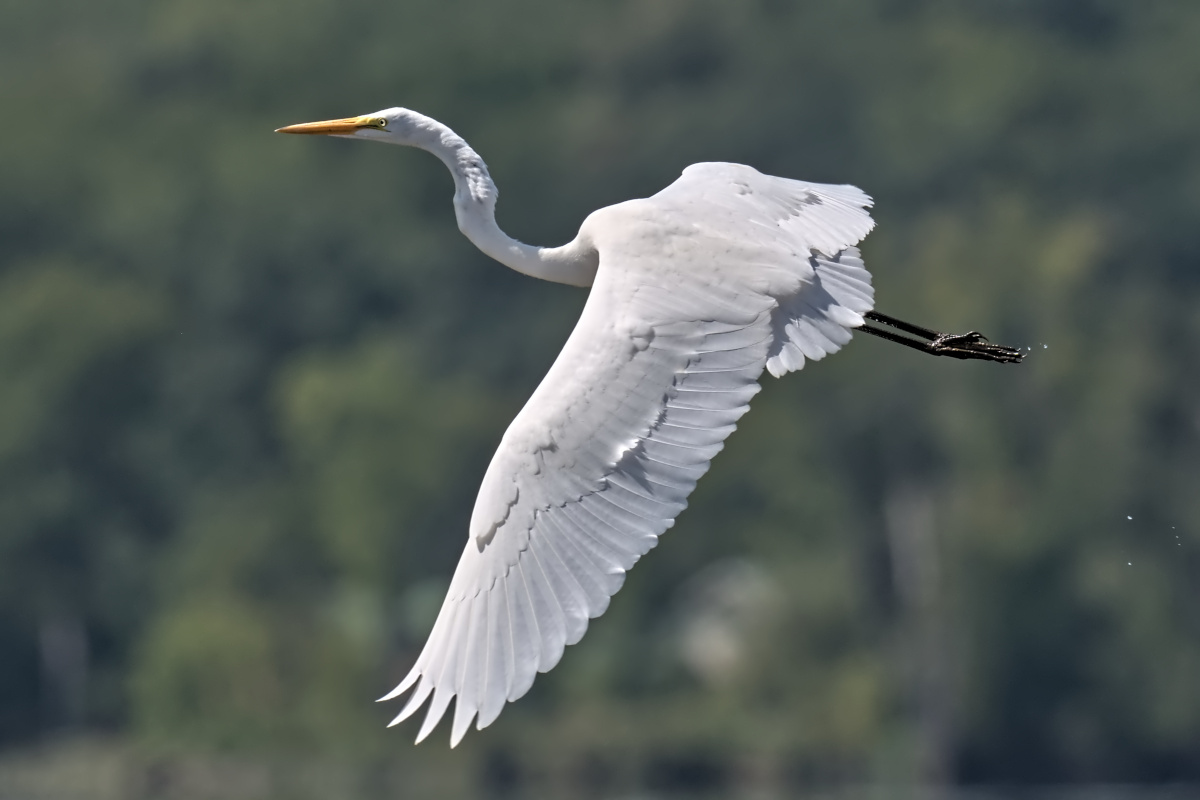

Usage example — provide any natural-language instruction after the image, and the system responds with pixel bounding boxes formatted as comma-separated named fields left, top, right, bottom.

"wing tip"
left=378, top=668, right=421, bottom=702
left=385, top=674, right=434, bottom=728
left=415, top=686, right=454, bottom=744
left=449, top=699, right=478, bottom=748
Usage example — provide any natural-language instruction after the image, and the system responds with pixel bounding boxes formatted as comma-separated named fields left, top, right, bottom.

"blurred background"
left=2, top=0, right=1199, bottom=797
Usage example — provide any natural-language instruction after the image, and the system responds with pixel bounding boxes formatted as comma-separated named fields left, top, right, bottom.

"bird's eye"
left=373, top=118, right=388, bottom=129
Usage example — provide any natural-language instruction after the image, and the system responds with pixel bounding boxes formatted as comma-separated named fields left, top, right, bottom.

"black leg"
left=863, top=311, right=943, bottom=340
left=860, top=311, right=1025, bottom=364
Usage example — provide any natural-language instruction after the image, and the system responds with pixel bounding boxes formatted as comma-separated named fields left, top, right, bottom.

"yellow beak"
left=275, top=115, right=382, bottom=135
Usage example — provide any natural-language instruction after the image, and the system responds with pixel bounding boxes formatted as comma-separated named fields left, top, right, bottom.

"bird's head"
left=275, top=107, right=434, bottom=146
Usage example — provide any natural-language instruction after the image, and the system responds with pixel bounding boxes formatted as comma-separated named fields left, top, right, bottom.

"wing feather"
left=502, top=568, right=539, bottom=702
left=449, top=592, right=487, bottom=745
left=383, top=162, right=875, bottom=743
left=476, top=586, right=508, bottom=728
left=539, top=513, right=613, bottom=610
left=580, top=493, right=660, bottom=539
left=558, top=504, right=639, bottom=566
left=523, top=543, right=569, bottom=667
left=416, top=630, right=461, bottom=742
left=529, top=535, right=589, bottom=645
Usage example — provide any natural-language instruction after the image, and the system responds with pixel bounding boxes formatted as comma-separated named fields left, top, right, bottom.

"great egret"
left=277, top=108, right=1023, bottom=747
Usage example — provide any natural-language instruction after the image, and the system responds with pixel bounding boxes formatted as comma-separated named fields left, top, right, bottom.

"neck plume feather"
left=403, top=114, right=598, bottom=287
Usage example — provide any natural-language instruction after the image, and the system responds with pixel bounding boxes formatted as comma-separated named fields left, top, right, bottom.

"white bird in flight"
left=277, top=108, right=1022, bottom=747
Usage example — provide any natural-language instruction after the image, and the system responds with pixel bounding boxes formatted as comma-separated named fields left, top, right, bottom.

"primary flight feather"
left=276, top=107, right=1022, bottom=747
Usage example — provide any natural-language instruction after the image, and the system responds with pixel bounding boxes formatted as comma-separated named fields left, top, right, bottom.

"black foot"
left=861, top=312, right=1025, bottom=364
left=927, top=330, right=1025, bottom=362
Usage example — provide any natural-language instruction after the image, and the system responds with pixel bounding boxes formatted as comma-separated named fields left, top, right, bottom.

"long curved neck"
left=406, top=116, right=597, bottom=287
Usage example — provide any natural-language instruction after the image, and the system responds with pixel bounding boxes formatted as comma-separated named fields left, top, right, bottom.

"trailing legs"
left=858, top=311, right=1024, bottom=363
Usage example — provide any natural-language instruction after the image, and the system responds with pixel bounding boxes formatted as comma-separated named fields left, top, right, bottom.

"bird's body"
left=277, top=107, right=1021, bottom=747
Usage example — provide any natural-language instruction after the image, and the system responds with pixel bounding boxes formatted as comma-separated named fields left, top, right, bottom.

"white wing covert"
left=382, top=163, right=876, bottom=745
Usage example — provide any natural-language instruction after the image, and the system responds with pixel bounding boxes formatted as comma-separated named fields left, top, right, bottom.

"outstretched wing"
left=382, top=163, right=875, bottom=745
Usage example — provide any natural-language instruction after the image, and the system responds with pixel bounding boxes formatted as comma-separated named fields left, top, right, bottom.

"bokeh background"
left=2, top=0, right=1199, bottom=797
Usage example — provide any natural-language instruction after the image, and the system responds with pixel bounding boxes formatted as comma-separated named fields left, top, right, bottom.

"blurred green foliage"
left=2, top=0, right=1200, bottom=791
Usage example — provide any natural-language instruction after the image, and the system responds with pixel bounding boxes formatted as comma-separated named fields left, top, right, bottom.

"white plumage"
left=277, top=109, right=876, bottom=746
